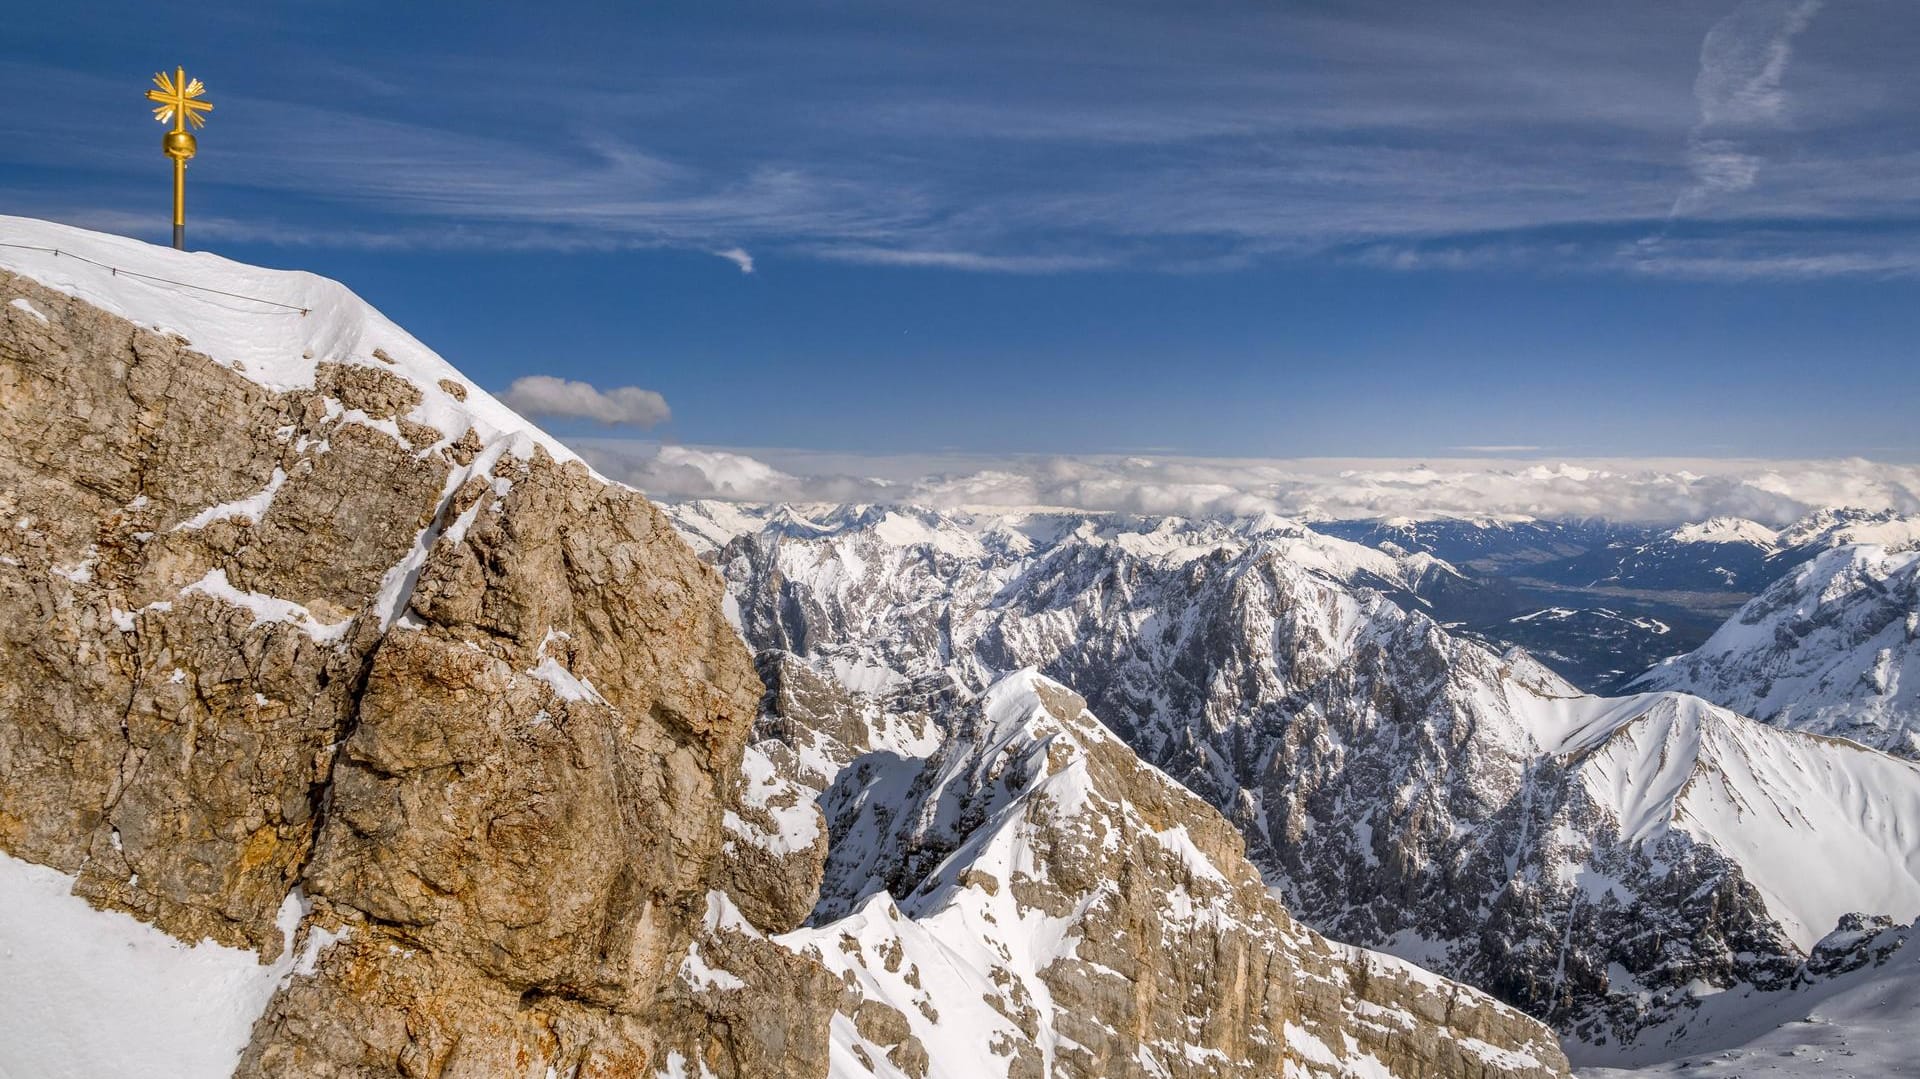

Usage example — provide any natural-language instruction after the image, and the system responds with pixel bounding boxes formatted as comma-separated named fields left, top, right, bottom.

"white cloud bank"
left=579, top=441, right=1920, bottom=526
left=501, top=376, right=671, bottom=427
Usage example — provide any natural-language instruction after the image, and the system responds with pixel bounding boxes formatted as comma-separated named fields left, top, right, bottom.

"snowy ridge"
left=781, top=672, right=1109, bottom=1079
left=768, top=668, right=1565, bottom=1078
left=0, top=215, right=580, bottom=470
left=1634, top=543, right=1920, bottom=757
left=1666, top=517, right=1778, bottom=548
left=1521, top=692, right=1920, bottom=950
left=1774, top=507, right=1920, bottom=555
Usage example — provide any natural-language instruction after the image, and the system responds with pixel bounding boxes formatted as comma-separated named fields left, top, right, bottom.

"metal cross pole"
left=145, top=66, right=213, bottom=251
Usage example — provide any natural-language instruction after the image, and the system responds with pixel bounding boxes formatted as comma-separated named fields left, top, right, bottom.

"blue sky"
left=5, top=0, right=1919, bottom=461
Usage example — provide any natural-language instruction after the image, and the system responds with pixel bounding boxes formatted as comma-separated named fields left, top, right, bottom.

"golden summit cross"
left=145, top=66, right=213, bottom=250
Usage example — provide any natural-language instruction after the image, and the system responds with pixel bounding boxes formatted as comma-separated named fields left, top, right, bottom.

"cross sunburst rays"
left=146, top=68, right=212, bottom=130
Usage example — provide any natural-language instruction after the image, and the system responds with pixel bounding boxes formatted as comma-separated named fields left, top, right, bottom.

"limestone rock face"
left=0, top=269, right=422, bottom=954
left=0, top=263, right=822, bottom=1077
left=764, top=664, right=1571, bottom=1078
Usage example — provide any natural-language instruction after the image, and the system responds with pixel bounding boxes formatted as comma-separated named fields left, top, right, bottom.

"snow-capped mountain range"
left=1311, top=508, right=1920, bottom=694
left=668, top=500, right=1920, bottom=1067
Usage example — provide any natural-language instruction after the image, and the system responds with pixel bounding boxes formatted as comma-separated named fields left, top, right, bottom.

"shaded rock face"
left=0, top=269, right=824, bottom=1076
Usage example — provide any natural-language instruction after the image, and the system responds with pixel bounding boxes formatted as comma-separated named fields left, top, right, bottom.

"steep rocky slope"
left=675, top=501, right=1920, bottom=1061
left=0, top=219, right=1571, bottom=1079
left=1634, top=543, right=1920, bottom=758
left=0, top=220, right=815, bottom=1077
left=750, top=662, right=1570, bottom=1077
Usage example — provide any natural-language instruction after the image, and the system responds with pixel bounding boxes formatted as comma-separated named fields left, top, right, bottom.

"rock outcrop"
left=0, top=231, right=817, bottom=1078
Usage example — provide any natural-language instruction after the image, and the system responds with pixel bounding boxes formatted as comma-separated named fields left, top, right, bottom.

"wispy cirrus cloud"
left=806, top=245, right=1114, bottom=273
left=1671, top=0, right=1825, bottom=218
left=5, top=3, right=1917, bottom=278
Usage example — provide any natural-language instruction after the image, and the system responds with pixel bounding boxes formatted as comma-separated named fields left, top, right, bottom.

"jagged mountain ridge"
left=738, top=666, right=1570, bottom=1077
left=671, top=499, right=1920, bottom=1062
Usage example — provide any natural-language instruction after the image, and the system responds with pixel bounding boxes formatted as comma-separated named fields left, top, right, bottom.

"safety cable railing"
left=0, top=242, right=310, bottom=315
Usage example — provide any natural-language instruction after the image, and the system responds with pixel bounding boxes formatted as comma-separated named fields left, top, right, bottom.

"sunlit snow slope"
left=0, top=215, right=572, bottom=465
left=1636, top=544, right=1920, bottom=758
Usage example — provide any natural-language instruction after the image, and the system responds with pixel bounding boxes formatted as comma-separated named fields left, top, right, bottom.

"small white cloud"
left=714, top=247, right=755, bottom=274
left=501, top=375, right=671, bottom=428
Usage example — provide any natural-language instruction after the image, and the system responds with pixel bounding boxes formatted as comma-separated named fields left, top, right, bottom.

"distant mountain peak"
left=1667, top=516, right=1779, bottom=548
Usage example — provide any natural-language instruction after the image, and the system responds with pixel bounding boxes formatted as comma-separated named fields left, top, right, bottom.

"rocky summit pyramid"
left=0, top=217, right=1571, bottom=1078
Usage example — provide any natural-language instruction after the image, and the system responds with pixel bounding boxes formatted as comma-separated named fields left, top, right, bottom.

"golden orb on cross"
left=145, top=66, right=213, bottom=250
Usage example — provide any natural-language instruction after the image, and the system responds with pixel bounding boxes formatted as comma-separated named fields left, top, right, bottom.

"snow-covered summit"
left=1773, top=506, right=1920, bottom=555
left=0, top=215, right=577, bottom=468
left=1667, top=516, right=1779, bottom=548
